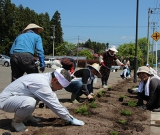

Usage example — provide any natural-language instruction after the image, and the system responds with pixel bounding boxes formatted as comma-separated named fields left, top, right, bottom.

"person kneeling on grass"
left=136, top=66, right=160, bottom=112
left=0, top=68, right=84, bottom=132
left=65, top=63, right=102, bottom=103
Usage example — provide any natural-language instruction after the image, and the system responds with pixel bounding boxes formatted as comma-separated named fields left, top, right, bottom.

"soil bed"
left=0, top=78, right=150, bottom=135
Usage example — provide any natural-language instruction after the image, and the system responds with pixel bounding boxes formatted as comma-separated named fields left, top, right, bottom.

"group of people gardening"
left=0, top=23, right=160, bottom=133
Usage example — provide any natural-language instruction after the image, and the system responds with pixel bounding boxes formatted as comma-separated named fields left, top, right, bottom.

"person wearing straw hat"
left=0, top=68, right=84, bottom=132
left=99, top=46, right=124, bottom=88
left=65, top=63, right=102, bottom=103
left=136, top=66, right=160, bottom=112
left=10, top=23, right=45, bottom=82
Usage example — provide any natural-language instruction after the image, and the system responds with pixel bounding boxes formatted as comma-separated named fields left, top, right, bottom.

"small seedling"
left=119, top=119, right=127, bottom=125
left=90, top=101, right=98, bottom=108
left=75, top=104, right=88, bottom=115
left=121, top=109, right=131, bottom=115
left=109, top=130, right=118, bottom=135
left=96, top=91, right=103, bottom=98
left=108, top=86, right=112, bottom=91
left=127, top=100, right=137, bottom=107
left=119, top=94, right=126, bottom=98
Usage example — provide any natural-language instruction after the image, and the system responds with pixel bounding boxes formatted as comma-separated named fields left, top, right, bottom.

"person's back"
left=10, top=23, right=45, bottom=82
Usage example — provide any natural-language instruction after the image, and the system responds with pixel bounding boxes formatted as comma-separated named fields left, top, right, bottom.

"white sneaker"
left=103, top=84, right=108, bottom=88
left=11, top=121, right=28, bottom=132
left=24, top=115, right=41, bottom=123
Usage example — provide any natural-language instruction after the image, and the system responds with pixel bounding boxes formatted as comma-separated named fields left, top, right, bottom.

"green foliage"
left=90, top=101, right=98, bottom=108
left=127, top=100, right=137, bottom=107
left=78, top=50, right=93, bottom=60
left=121, top=109, right=131, bottom=115
left=119, top=94, right=126, bottom=98
left=119, top=119, right=127, bottom=125
left=75, top=104, right=88, bottom=115
left=96, top=90, right=105, bottom=98
left=109, top=130, right=118, bottom=135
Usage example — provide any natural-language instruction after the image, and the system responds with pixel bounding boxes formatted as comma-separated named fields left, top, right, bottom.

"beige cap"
left=137, top=66, right=152, bottom=75
left=87, top=63, right=102, bottom=78
left=22, top=23, right=43, bottom=33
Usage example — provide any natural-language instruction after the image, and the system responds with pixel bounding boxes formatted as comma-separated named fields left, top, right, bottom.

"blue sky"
left=11, top=0, right=160, bottom=50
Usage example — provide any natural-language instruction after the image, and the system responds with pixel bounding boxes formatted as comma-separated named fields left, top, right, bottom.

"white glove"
left=69, top=117, right=85, bottom=126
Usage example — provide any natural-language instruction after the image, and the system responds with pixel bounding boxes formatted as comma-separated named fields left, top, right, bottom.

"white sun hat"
left=22, top=23, right=43, bottom=33
left=87, top=63, right=102, bottom=78
left=51, top=60, right=62, bottom=69
left=108, top=46, right=118, bottom=52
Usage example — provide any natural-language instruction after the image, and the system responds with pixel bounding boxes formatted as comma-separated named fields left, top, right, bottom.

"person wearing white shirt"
left=0, top=68, right=84, bottom=132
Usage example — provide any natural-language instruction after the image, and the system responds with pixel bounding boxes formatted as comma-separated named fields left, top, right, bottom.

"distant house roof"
left=93, top=53, right=99, bottom=57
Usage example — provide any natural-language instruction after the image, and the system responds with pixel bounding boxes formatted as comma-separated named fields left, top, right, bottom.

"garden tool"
left=11, top=115, right=28, bottom=132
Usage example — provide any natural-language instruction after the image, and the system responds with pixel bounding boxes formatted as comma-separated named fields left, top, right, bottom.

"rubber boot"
left=71, top=93, right=79, bottom=103
left=11, top=115, right=28, bottom=132
left=23, top=115, right=41, bottom=123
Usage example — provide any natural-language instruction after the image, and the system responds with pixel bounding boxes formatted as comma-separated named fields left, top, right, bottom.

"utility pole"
left=51, top=25, right=55, bottom=57
left=147, top=8, right=151, bottom=64
left=134, top=0, right=139, bottom=83
left=150, top=22, right=157, bottom=64
left=76, top=36, right=79, bottom=67
left=147, top=7, right=160, bottom=64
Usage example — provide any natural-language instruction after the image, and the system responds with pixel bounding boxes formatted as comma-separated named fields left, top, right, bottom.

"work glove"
left=40, top=66, right=45, bottom=72
left=69, top=117, right=85, bottom=126
left=70, top=67, right=75, bottom=74
left=101, top=62, right=105, bottom=67
left=138, top=105, right=147, bottom=110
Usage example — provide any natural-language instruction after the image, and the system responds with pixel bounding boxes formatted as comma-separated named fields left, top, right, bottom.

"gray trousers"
left=0, top=96, right=36, bottom=118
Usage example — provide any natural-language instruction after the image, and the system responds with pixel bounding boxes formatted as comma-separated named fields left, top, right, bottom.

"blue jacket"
left=10, top=30, right=45, bottom=67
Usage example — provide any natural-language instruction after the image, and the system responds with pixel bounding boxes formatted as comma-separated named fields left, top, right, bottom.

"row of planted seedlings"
left=74, top=89, right=108, bottom=115
left=110, top=93, right=138, bottom=135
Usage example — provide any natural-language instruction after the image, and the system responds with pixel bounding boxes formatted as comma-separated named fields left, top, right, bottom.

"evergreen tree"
left=50, top=10, right=63, bottom=55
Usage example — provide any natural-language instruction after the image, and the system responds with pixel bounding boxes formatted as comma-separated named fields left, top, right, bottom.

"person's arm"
left=99, top=53, right=105, bottom=66
left=28, top=84, right=84, bottom=125
left=35, top=36, right=45, bottom=72
left=81, top=70, right=93, bottom=98
left=146, top=79, right=159, bottom=108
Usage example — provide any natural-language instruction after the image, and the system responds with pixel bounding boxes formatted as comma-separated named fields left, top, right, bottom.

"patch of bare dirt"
left=0, top=78, right=150, bottom=135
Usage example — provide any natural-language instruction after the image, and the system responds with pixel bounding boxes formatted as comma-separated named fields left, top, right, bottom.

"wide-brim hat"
left=51, top=60, right=62, bottom=69
left=87, top=63, right=102, bottom=78
left=137, top=66, right=152, bottom=75
left=22, top=23, right=43, bottom=33
left=108, top=46, right=118, bottom=52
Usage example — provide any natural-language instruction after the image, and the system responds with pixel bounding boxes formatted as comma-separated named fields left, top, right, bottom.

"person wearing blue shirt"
left=10, top=23, right=45, bottom=82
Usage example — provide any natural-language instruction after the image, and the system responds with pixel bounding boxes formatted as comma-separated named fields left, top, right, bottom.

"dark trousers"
left=138, top=90, right=160, bottom=109
left=10, top=53, right=39, bottom=82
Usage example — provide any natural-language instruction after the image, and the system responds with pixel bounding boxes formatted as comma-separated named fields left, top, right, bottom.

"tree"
left=78, top=50, right=93, bottom=60
left=50, top=11, right=63, bottom=55
left=117, top=42, right=143, bottom=68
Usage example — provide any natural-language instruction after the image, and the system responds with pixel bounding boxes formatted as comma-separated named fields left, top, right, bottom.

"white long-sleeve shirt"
left=0, top=72, right=71, bottom=121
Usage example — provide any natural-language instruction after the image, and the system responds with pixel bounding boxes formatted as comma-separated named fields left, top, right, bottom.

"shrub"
left=119, top=119, right=127, bottom=125
left=90, top=101, right=98, bottom=108
left=119, top=94, right=126, bottom=98
left=127, top=100, right=137, bottom=107
left=109, top=130, right=118, bottom=135
left=75, top=104, right=88, bottom=115
left=121, top=109, right=131, bottom=115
